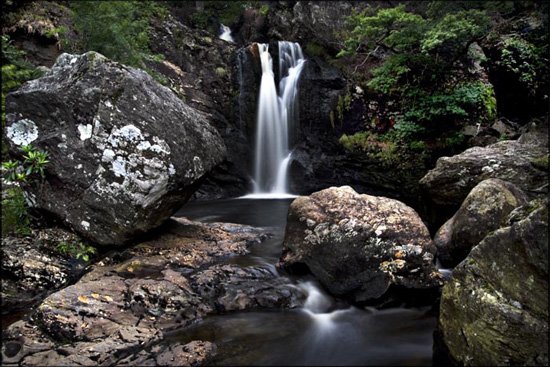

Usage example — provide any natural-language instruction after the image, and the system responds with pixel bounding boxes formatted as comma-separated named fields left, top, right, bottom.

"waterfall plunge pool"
left=173, top=198, right=436, bottom=366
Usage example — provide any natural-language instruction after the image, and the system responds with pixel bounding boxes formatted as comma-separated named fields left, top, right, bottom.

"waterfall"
left=249, top=41, right=305, bottom=198
left=219, top=24, right=234, bottom=43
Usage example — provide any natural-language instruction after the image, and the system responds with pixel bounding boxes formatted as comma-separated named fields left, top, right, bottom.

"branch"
left=354, top=45, right=380, bottom=73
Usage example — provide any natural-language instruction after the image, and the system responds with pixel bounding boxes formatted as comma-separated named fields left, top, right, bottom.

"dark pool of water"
left=173, top=198, right=436, bottom=366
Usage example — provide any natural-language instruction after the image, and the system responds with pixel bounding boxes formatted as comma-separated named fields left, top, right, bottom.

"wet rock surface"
left=1, top=228, right=87, bottom=315
left=279, top=186, right=442, bottom=303
left=434, top=178, right=528, bottom=267
left=1, top=218, right=305, bottom=366
left=4, top=51, right=226, bottom=245
left=149, top=15, right=253, bottom=200
left=438, top=198, right=548, bottom=366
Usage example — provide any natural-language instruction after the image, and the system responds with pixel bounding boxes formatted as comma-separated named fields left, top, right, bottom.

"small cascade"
left=248, top=41, right=305, bottom=197
left=435, top=258, right=453, bottom=279
left=219, top=24, right=234, bottom=43
left=298, top=281, right=352, bottom=335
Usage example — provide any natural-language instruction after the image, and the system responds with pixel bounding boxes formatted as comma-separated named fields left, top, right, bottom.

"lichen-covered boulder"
left=279, top=186, right=441, bottom=302
left=4, top=51, right=226, bottom=245
left=438, top=198, right=548, bottom=366
left=435, top=178, right=528, bottom=267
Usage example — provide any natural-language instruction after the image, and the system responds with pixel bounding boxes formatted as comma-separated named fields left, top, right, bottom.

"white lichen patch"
left=89, top=123, right=174, bottom=208
left=78, top=124, right=93, bottom=140
left=7, top=119, right=39, bottom=146
left=81, top=220, right=90, bottom=230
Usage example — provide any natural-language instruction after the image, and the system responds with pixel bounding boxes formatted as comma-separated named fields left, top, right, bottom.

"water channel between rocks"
left=172, top=198, right=436, bottom=366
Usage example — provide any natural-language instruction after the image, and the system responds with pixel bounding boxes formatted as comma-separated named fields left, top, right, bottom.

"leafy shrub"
left=380, top=121, right=425, bottom=143
left=496, top=36, right=545, bottom=94
left=339, top=131, right=372, bottom=152
left=1, top=186, right=31, bottom=236
left=57, top=241, right=97, bottom=261
left=1, top=145, right=49, bottom=237
left=2, top=145, right=49, bottom=183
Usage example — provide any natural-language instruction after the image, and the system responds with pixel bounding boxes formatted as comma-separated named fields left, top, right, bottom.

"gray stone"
left=435, top=178, right=528, bottom=267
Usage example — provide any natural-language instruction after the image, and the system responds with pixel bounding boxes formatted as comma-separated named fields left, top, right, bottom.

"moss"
left=258, top=4, right=270, bottom=16
left=530, top=154, right=549, bottom=171
left=305, top=42, right=327, bottom=58
left=214, top=66, right=227, bottom=77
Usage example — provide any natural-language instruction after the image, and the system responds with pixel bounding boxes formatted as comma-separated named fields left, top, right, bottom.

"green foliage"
left=444, top=132, right=465, bottom=147
left=190, top=1, right=250, bottom=28
left=380, top=121, right=425, bottom=143
left=409, top=140, right=427, bottom=152
left=339, top=131, right=372, bottom=152
left=530, top=155, right=549, bottom=171
left=338, top=3, right=495, bottom=138
left=337, top=5, right=427, bottom=58
left=403, top=81, right=496, bottom=125
left=305, top=42, right=328, bottom=58
left=68, top=1, right=166, bottom=68
left=2, top=145, right=49, bottom=183
left=336, top=92, right=352, bottom=122
left=420, top=10, right=489, bottom=56
left=497, top=36, right=545, bottom=94
left=258, top=4, right=270, bottom=16
left=339, top=131, right=401, bottom=165
left=214, top=66, right=227, bottom=77
left=1, top=186, right=31, bottom=236
left=1, top=36, right=42, bottom=128
left=56, top=240, right=97, bottom=262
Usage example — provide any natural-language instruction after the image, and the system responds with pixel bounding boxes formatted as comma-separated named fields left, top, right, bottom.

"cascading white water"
left=298, top=281, right=353, bottom=335
left=219, top=24, right=234, bottom=43
left=250, top=41, right=305, bottom=197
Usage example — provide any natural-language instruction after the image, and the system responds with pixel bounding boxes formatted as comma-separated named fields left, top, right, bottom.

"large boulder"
left=438, top=198, right=548, bottom=365
left=420, top=120, right=548, bottom=227
left=279, top=186, right=441, bottom=302
left=4, top=52, right=226, bottom=245
left=435, top=178, right=528, bottom=267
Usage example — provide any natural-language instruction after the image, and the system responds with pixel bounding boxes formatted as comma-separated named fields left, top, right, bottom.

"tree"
left=337, top=3, right=494, bottom=139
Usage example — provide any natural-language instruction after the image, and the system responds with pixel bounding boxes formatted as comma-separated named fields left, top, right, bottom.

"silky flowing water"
left=172, top=198, right=436, bottom=366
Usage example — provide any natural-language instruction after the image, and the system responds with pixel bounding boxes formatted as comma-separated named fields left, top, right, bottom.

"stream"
left=172, top=198, right=436, bottom=366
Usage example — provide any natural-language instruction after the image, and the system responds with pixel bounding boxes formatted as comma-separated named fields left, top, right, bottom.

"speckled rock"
left=1, top=218, right=305, bottom=365
left=438, top=198, right=548, bottom=366
left=191, top=264, right=304, bottom=312
left=1, top=228, right=87, bottom=315
left=279, top=186, right=441, bottom=302
left=4, top=51, right=226, bottom=245
left=435, top=178, right=528, bottom=267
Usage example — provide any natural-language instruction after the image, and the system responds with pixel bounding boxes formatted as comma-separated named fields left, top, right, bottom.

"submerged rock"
left=1, top=218, right=305, bottom=365
left=279, top=186, right=441, bottom=302
left=438, top=198, right=548, bottom=365
left=4, top=51, right=226, bottom=245
left=435, top=178, right=528, bottom=267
